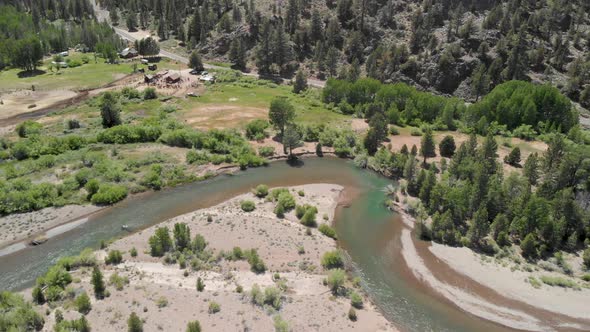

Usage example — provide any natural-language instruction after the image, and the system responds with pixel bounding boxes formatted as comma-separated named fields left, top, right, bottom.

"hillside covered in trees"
left=98, top=0, right=590, bottom=108
left=0, top=0, right=123, bottom=72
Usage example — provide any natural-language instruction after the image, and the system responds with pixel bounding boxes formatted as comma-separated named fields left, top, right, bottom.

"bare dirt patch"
left=182, top=104, right=268, bottom=130
left=0, top=90, right=78, bottom=120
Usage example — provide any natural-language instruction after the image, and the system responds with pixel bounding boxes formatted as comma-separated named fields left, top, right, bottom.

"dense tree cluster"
left=323, top=78, right=579, bottom=149
left=370, top=130, right=590, bottom=258
left=100, top=0, right=589, bottom=110
left=0, top=2, right=123, bottom=71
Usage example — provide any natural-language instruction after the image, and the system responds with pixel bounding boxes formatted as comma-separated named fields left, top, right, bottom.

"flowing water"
left=0, top=157, right=521, bottom=331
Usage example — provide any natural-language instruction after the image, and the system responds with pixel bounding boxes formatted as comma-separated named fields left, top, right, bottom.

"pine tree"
left=189, top=51, right=204, bottom=71
left=255, top=19, right=273, bottom=74
left=273, top=22, right=293, bottom=73
left=100, top=92, right=121, bottom=128
left=326, top=47, right=339, bottom=77
left=229, top=39, right=246, bottom=69
left=524, top=152, right=539, bottom=185
left=310, top=10, right=323, bottom=42
left=420, top=127, right=436, bottom=164
left=126, top=12, right=137, bottom=31
left=469, top=206, right=489, bottom=247
left=504, top=147, right=521, bottom=167
left=91, top=266, right=105, bottom=299
left=282, top=125, right=302, bottom=155
left=285, top=0, right=299, bottom=34
left=189, top=11, right=202, bottom=45
left=293, top=70, right=308, bottom=94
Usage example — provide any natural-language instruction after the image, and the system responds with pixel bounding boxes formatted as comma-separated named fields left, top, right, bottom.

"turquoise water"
left=0, top=157, right=511, bottom=331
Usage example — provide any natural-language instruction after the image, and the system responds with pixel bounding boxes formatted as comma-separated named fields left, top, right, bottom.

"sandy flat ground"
left=37, top=184, right=396, bottom=332
left=0, top=90, right=78, bottom=120
left=429, top=243, right=590, bottom=321
left=0, top=204, right=102, bottom=249
left=395, top=202, right=590, bottom=332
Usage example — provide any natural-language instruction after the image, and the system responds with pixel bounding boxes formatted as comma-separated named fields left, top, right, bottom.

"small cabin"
left=119, top=47, right=138, bottom=59
left=165, top=72, right=181, bottom=83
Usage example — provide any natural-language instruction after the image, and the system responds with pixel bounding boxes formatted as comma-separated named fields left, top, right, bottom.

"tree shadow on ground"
left=17, top=69, right=46, bottom=78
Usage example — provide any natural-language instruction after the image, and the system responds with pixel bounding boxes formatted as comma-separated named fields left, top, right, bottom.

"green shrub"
left=300, top=209, right=317, bottom=227
left=245, top=119, right=270, bottom=140
left=90, top=184, right=128, bottom=205
left=250, top=284, right=264, bottom=305
left=321, top=250, right=343, bottom=269
left=274, top=315, right=289, bottom=332
left=127, top=312, right=143, bottom=332
left=350, top=291, right=363, bottom=308
left=258, top=146, right=275, bottom=157
left=245, top=249, right=266, bottom=274
left=327, top=269, right=346, bottom=294
left=16, top=120, right=42, bottom=138
left=318, top=224, right=337, bottom=239
left=276, top=192, right=296, bottom=211
left=240, top=200, right=256, bottom=212
left=54, top=316, right=90, bottom=332
left=75, top=292, right=92, bottom=314
left=253, top=184, right=269, bottom=198
left=66, top=118, right=81, bottom=130
left=264, top=286, right=282, bottom=309
left=410, top=128, right=422, bottom=136
left=197, top=277, right=205, bottom=292
left=388, top=126, right=400, bottom=135
left=148, top=227, right=173, bottom=257
left=105, top=250, right=123, bottom=265
left=348, top=307, right=357, bottom=321
left=97, top=125, right=162, bottom=144
left=540, top=275, right=580, bottom=289
left=121, top=87, right=141, bottom=99
left=143, top=87, right=157, bottom=100
left=186, top=150, right=211, bottom=165
left=208, top=301, right=220, bottom=314
left=109, top=273, right=129, bottom=291
left=0, top=292, right=45, bottom=331
left=186, top=321, right=202, bottom=332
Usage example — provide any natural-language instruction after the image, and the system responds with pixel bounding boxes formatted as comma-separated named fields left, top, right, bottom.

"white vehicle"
left=59, top=51, right=69, bottom=57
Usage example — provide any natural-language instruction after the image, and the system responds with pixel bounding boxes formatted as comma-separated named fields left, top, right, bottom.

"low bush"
left=245, top=249, right=266, bottom=274
left=319, top=224, right=337, bottom=239
left=321, top=250, right=343, bottom=269
left=245, top=119, right=269, bottom=140
left=208, top=301, right=220, bottom=314
left=16, top=120, right=42, bottom=138
left=258, top=146, right=275, bottom=157
left=327, top=269, right=346, bottom=294
left=105, top=250, right=123, bottom=265
left=75, top=292, right=92, bottom=314
left=109, top=273, right=129, bottom=291
left=90, top=184, right=128, bottom=205
left=350, top=291, right=363, bottom=308
left=253, top=184, right=269, bottom=198
left=143, top=87, right=157, bottom=100
left=540, top=275, right=580, bottom=289
left=240, top=200, right=256, bottom=212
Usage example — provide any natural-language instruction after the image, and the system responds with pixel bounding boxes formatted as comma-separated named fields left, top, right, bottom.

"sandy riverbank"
left=0, top=204, right=102, bottom=250
left=35, top=184, right=395, bottom=332
left=395, top=203, right=590, bottom=331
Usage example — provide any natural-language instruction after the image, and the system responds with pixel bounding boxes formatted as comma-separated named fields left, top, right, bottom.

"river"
left=0, top=157, right=527, bottom=331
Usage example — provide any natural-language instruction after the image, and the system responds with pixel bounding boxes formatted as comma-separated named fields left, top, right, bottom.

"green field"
left=0, top=52, right=182, bottom=91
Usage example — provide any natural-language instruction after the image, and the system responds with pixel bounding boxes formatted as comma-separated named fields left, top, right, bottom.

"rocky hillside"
left=101, top=0, right=590, bottom=110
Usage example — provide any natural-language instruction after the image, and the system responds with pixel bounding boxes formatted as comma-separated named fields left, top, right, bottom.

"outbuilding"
left=119, top=47, right=138, bottom=59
